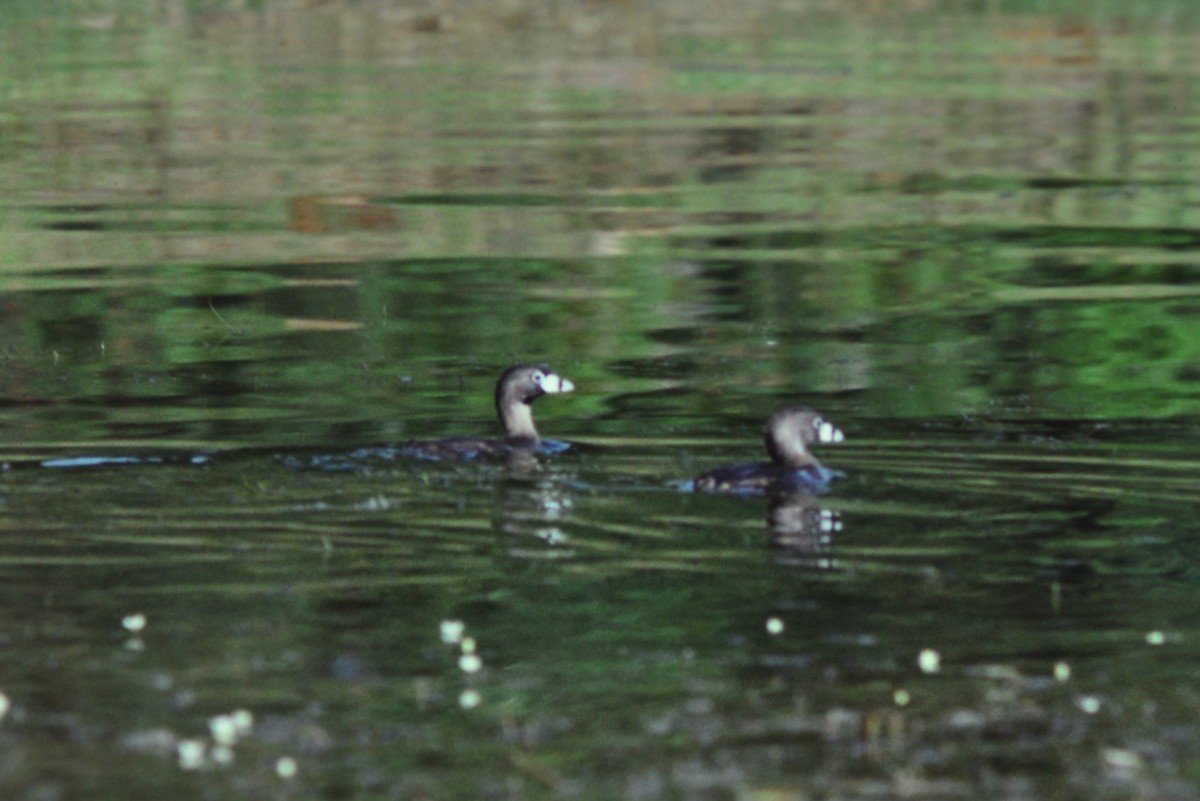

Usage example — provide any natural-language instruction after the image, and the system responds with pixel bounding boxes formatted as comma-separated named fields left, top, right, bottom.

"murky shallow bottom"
left=1, top=414, right=1197, bottom=800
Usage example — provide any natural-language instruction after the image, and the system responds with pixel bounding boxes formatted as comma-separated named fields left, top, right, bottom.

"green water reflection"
left=2, top=2, right=1200, bottom=800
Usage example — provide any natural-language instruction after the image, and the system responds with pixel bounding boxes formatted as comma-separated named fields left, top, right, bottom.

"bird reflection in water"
left=768, top=492, right=843, bottom=568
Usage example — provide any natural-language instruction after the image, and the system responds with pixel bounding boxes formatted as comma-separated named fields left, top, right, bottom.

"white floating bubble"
left=1078, top=694, right=1102, bottom=714
left=460, top=637, right=477, bottom=655
left=459, top=653, right=483, bottom=674
left=439, top=620, right=465, bottom=644
left=231, top=709, right=253, bottom=736
left=209, top=714, right=239, bottom=746
left=1103, top=747, right=1143, bottom=772
left=122, top=613, right=147, bottom=633
left=893, top=688, right=911, bottom=706
left=459, top=688, right=482, bottom=709
left=1145, top=630, right=1166, bottom=646
left=918, top=648, right=941, bottom=674
left=0, top=692, right=10, bottom=720
left=210, top=744, right=235, bottom=765
left=765, top=617, right=785, bottom=635
left=1054, top=661, right=1071, bottom=682
left=276, top=756, right=298, bottom=779
left=177, top=739, right=206, bottom=770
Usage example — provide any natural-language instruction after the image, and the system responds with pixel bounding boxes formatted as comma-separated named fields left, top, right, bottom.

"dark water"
left=2, top=3, right=1200, bottom=800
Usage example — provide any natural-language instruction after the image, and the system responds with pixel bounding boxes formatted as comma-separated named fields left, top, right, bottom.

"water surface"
left=2, top=3, right=1200, bottom=799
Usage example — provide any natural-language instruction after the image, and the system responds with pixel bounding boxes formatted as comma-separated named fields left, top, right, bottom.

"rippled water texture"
left=2, top=3, right=1200, bottom=799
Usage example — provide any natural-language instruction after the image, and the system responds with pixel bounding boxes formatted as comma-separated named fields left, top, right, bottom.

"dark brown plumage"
left=694, top=405, right=844, bottom=495
left=400, top=364, right=574, bottom=461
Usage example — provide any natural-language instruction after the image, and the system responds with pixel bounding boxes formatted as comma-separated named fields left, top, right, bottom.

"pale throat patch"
left=505, top=401, right=535, bottom=436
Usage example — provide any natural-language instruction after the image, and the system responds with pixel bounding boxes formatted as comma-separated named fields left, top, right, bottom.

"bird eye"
left=531, top=371, right=544, bottom=384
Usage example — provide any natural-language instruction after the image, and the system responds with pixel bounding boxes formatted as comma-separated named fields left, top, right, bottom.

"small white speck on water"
left=231, top=709, right=253, bottom=736
left=210, top=715, right=236, bottom=745
left=276, top=756, right=298, bottom=779
left=177, top=739, right=206, bottom=770
left=440, top=620, right=465, bottom=644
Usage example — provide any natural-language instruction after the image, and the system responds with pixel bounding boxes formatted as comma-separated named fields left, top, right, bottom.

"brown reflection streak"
left=288, top=196, right=400, bottom=234
left=995, top=16, right=1099, bottom=68
left=283, top=319, right=364, bottom=332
